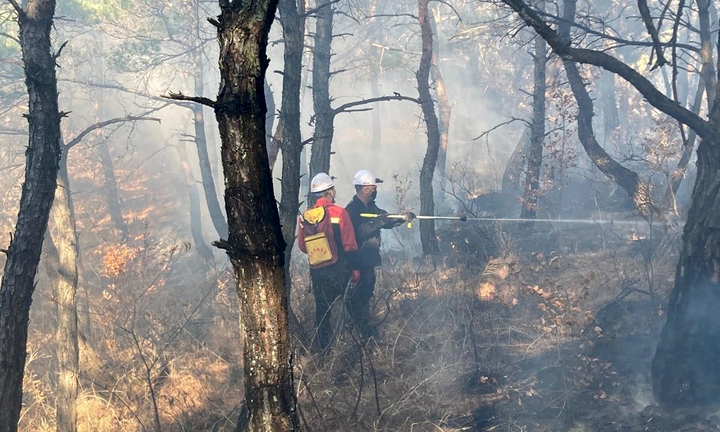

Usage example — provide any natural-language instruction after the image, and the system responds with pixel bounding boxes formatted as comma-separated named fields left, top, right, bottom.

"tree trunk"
left=212, top=1, right=299, bottom=429
left=176, top=137, right=215, bottom=265
left=599, top=71, right=619, bottom=139
left=520, top=7, right=547, bottom=230
left=652, top=135, right=720, bottom=404
left=98, top=141, right=127, bottom=238
left=665, top=79, right=704, bottom=207
left=91, top=36, right=128, bottom=240
left=417, top=0, right=440, bottom=256
left=0, top=1, right=63, bottom=430
left=429, top=7, right=451, bottom=180
left=265, top=79, right=278, bottom=167
left=559, top=0, right=654, bottom=218
left=308, top=0, right=335, bottom=196
left=502, top=128, right=529, bottom=196
left=277, top=0, right=304, bottom=251
left=697, top=0, right=715, bottom=110
left=51, top=153, right=79, bottom=432
left=192, top=7, right=228, bottom=240
left=276, top=0, right=310, bottom=342
left=369, top=0, right=383, bottom=157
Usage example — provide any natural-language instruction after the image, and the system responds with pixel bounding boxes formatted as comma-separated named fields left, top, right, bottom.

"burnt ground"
left=292, top=218, right=720, bottom=432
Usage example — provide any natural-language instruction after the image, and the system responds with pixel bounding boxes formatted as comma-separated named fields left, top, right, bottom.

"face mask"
left=371, top=191, right=377, bottom=200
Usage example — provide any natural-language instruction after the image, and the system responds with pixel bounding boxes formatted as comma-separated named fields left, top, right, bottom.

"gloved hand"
left=402, top=211, right=417, bottom=222
left=352, top=270, right=361, bottom=284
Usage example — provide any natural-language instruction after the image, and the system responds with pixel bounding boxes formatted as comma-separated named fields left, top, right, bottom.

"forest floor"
left=292, top=219, right=720, bottom=431
left=18, top=201, right=720, bottom=431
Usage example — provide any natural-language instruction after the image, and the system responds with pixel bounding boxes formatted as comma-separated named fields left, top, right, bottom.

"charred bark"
left=212, top=1, right=299, bottom=429
left=0, top=1, right=63, bottom=430
left=520, top=6, right=547, bottom=230
left=51, top=151, right=79, bottom=432
left=652, top=136, right=720, bottom=404
left=308, top=0, right=334, bottom=192
left=417, top=0, right=440, bottom=256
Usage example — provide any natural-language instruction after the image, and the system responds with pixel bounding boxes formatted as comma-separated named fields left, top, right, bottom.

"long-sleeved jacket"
left=298, top=196, right=359, bottom=270
left=345, top=195, right=402, bottom=268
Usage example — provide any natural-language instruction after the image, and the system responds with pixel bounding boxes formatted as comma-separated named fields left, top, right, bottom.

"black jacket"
left=345, top=195, right=402, bottom=268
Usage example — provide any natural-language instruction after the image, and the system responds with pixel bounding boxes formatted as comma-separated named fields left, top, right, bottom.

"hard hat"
left=310, top=172, right=334, bottom=193
left=353, top=169, right=377, bottom=186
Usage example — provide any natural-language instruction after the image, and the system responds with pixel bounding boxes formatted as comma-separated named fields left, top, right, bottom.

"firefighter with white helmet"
left=345, top=169, right=415, bottom=341
left=298, top=172, right=361, bottom=351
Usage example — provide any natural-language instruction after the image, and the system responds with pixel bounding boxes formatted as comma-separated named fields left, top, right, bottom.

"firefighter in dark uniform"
left=345, top=169, right=415, bottom=340
left=298, top=173, right=361, bottom=351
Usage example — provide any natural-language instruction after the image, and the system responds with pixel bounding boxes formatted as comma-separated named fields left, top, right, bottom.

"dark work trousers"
left=347, top=266, right=377, bottom=340
left=311, top=267, right=351, bottom=350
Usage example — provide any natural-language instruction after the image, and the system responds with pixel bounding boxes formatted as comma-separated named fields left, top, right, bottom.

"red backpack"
left=300, top=206, right=339, bottom=269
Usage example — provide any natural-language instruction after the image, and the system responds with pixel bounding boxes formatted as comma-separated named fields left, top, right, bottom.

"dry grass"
left=16, top=220, right=687, bottom=432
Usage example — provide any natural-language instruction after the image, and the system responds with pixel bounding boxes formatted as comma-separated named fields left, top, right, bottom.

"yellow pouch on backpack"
left=305, top=232, right=333, bottom=265
left=303, top=206, right=325, bottom=224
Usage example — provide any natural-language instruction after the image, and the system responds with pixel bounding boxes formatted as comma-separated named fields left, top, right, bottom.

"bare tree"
left=169, top=0, right=300, bottom=428
left=501, top=0, right=720, bottom=405
left=52, top=145, right=79, bottom=432
left=0, top=0, right=63, bottom=430
left=520, top=0, right=547, bottom=231
left=417, top=0, right=441, bottom=255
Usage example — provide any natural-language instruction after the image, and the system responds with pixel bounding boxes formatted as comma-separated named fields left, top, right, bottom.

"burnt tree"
left=520, top=1, right=547, bottom=230
left=51, top=146, right=79, bottom=432
left=203, top=0, right=299, bottom=428
left=308, top=0, right=334, bottom=188
left=275, top=0, right=309, bottom=341
left=417, top=0, right=441, bottom=255
left=0, top=0, right=63, bottom=430
left=429, top=7, right=451, bottom=180
left=558, top=0, right=654, bottom=218
left=502, top=0, right=720, bottom=405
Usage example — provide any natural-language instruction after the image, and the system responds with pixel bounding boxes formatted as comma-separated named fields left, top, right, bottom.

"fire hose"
left=360, top=213, right=643, bottom=226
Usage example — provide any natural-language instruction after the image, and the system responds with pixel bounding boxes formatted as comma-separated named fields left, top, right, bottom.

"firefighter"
left=298, top=172, right=361, bottom=351
left=345, top=169, right=415, bottom=340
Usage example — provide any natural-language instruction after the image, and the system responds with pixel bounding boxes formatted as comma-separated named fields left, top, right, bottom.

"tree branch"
left=59, top=78, right=195, bottom=109
left=535, top=9, right=699, bottom=53
left=0, top=31, right=19, bottom=45
left=65, top=115, right=161, bottom=150
left=53, top=40, right=69, bottom=61
left=638, top=0, right=668, bottom=69
left=163, top=91, right=217, bottom=108
left=332, top=94, right=420, bottom=115
left=303, top=0, right=342, bottom=18
left=6, top=0, right=22, bottom=15
left=501, top=0, right=715, bottom=140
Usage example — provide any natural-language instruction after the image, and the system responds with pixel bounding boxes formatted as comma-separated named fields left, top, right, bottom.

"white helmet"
left=353, top=169, right=377, bottom=186
left=310, top=172, right=334, bottom=193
